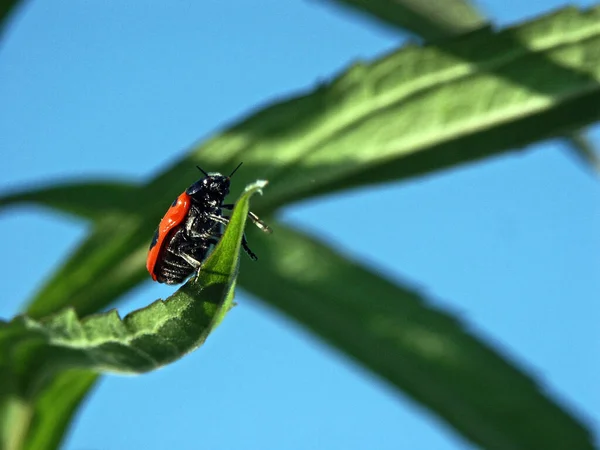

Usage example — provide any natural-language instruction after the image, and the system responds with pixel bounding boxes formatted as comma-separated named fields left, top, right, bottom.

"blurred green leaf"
left=25, top=215, right=151, bottom=318
left=325, top=0, right=600, bottom=176
left=0, top=181, right=139, bottom=221
left=321, top=0, right=487, bottom=40
left=564, top=129, right=600, bottom=174
left=0, top=0, right=22, bottom=38
left=22, top=370, right=98, bottom=450
left=0, top=372, right=29, bottom=450
left=239, top=223, right=596, bottom=450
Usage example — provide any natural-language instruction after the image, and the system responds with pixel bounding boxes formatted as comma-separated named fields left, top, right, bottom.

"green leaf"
left=564, top=129, right=600, bottom=175
left=0, top=181, right=266, bottom=385
left=238, top=224, right=596, bottom=450
left=244, top=6, right=600, bottom=209
left=0, top=0, right=22, bottom=38
left=0, top=369, right=98, bottom=450
left=25, top=215, right=152, bottom=318
left=321, top=0, right=486, bottom=40
left=22, top=370, right=98, bottom=450
left=0, top=181, right=139, bottom=222
left=324, top=1, right=599, bottom=177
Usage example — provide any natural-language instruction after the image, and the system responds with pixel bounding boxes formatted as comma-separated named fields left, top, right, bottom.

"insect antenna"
left=229, top=162, right=243, bottom=178
left=196, top=165, right=209, bottom=177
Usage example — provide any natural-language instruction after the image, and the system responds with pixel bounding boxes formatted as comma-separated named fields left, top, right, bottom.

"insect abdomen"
left=151, top=227, right=210, bottom=284
left=153, top=253, right=193, bottom=285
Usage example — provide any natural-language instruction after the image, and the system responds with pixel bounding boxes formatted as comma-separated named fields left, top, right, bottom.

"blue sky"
left=1, top=1, right=598, bottom=449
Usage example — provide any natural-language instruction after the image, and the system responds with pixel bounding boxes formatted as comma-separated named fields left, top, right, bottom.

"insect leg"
left=207, top=213, right=229, bottom=223
left=179, top=252, right=203, bottom=269
left=206, top=210, right=260, bottom=261
left=178, top=238, right=221, bottom=282
left=192, top=227, right=257, bottom=262
left=175, top=240, right=210, bottom=269
left=241, top=233, right=258, bottom=261
left=186, top=228, right=219, bottom=239
left=199, top=216, right=257, bottom=261
left=221, top=204, right=272, bottom=234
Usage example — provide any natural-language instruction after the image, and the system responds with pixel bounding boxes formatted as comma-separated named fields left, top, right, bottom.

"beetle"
left=146, top=163, right=271, bottom=285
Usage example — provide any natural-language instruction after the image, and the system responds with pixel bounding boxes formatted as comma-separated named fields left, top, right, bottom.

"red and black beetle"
left=146, top=163, right=271, bottom=285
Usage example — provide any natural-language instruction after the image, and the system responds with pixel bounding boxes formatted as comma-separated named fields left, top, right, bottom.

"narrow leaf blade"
left=324, top=0, right=599, bottom=178
left=0, top=181, right=138, bottom=222
left=321, top=0, right=486, bottom=40
left=238, top=224, right=595, bottom=450
left=564, top=130, right=600, bottom=175
left=23, top=371, right=99, bottom=450
left=0, top=0, right=22, bottom=38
